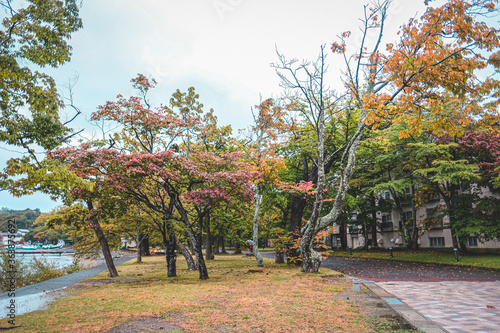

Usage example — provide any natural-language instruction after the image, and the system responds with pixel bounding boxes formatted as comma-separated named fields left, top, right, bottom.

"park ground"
left=0, top=254, right=416, bottom=333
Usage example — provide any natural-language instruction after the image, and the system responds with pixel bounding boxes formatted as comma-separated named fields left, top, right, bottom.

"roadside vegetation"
left=0, top=255, right=416, bottom=333
left=0, top=247, right=86, bottom=291
left=328, top=248, right=500, bottom=271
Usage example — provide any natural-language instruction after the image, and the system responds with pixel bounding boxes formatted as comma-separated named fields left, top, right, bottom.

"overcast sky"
left=1, top=0, right=434, bottom=212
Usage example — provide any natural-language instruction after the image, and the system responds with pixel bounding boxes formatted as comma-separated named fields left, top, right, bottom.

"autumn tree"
left=273, top=0, right=500, bottom=272
left=92, top=149, right=254, bottom=280
left=239, top=98, right=287, bottom=266
left=91, top=76, right=200, bottom=275
left=46, top=147, right=125, bottom=277
left=272, top=76, right=354, bottom=264
left=92, top=76, right=243, bottom=278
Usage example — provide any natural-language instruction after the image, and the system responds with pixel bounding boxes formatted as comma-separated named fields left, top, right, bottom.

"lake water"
left=3, top=253, right=74, bottom=269
left=0, top=254, right=74, bottom=319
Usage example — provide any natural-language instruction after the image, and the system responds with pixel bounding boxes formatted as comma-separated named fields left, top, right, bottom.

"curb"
left=363, top=282, right=448, bottom=333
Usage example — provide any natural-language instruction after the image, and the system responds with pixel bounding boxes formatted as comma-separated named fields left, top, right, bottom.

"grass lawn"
left=1, top=254, right=416, bottom=333
left=328, top=248, right=500, bottom=270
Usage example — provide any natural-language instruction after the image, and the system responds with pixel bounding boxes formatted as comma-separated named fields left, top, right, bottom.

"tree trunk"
left=301, top=113, right=366, bottom=272
left=287, top=195, right=307, bottom=264
left=205, top=212, right=214, bottom=260
left=177, top=205, right=210, bottom=280
left=363, top=217, right=370, bottom=250
left=340, top=223, right=347, bottom=250
left=233, top=230, right=242, bottom=254
left=87, top=200, right=118, bottom=277
left=136, top=230, right=142, bottom=263
left=221, top=236, right=227, bottom=254
left=187, top=232, right=195, bottom=253
left=409, top=184, right=419, bottom=250
left=92, top=219, right=119, bottom=277
left=411, top=229, right=419, bottom=250
left=194, top=220, right=209, bottom=279
left=160, top=220, right=177, bottom=277
left=213, top=235, right=221, bottom=255
left=140, top=234, right=150, bottom=256
left=451, top=227, right=460, bottom=249
left=300, top=94, right=327, bottom=273
left=165, top=231, right=177, bottom=277
left=275, top=250, right=285, bottom=264
left=459, top=237, right=468, bottom=254
left=176, top=236, right=197, bottom=271
left=370, top=196, right=378, bottom=248
left=252, top=189, right=264, bottom=267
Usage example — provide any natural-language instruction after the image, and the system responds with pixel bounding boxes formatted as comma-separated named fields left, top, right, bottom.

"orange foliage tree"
left=239, top=98, right=288, bottom=266
left=275, top=0, right=500, bottom=272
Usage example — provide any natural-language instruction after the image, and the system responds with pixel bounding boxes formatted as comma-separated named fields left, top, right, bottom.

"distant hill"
left=0, top=208, right=41, bottom=232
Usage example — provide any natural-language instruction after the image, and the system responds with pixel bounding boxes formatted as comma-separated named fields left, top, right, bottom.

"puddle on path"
left=0, top=289, right=66, bottom=319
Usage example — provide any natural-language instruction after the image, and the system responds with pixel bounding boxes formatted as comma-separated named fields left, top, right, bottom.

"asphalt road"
left=259, top=251, right=500, bottom=281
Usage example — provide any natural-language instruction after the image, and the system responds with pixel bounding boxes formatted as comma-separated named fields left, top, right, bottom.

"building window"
left=429, top=237, right=445, bottom=247
left=404, top=187, right=412, bottom=196
left=426, top=209, right=443, bottom=229
left=380, top=222, right=393, bottom=232
left=402, top=211, right=414, bottom=223
left=382, top=191, right=391, bottom=200
left=467, top=236, right=478, bottom=247
left=380, top=214, right=393, bottom=231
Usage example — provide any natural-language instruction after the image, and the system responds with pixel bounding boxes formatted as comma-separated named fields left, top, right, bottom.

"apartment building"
left=332, top=187, right=500, bottom=250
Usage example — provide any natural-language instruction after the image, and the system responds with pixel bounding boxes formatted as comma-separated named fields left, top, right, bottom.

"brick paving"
left=261, top=252, right=500, bottom=332
left=376, top=281, right=500, bottom=333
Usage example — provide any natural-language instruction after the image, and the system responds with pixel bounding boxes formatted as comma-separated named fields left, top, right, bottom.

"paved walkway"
left=323, top=256, right=500, bottom=333
left=0, top=253, right=135, bottom=298
left=260, top=252, right=500, bottom=333
left=374, top=281, right=500, bottom=333
left=0, top=253, right=135, bottom=318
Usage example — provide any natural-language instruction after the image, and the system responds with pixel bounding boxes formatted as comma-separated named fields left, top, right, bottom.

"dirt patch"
left=107, top=314, right=186, bottom=333
left=246, top=269, right=263, bottom=274
left=68, top=279, right=118, bottom=290
left=69, top=279, right=142, bottom=290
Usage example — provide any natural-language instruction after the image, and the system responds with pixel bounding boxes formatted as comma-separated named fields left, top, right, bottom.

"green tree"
left=0, top=0, right=83, bottom=191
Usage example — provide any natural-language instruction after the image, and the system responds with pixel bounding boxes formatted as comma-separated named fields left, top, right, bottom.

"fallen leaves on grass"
left=2, top=255, right=405, bottom=333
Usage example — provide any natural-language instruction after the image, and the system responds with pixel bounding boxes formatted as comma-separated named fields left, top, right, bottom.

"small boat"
left=42, top=244, right=63, bottom=249
left=42, top=239, right=65, bottom=250
left=21, top=244, right=41, bottom=250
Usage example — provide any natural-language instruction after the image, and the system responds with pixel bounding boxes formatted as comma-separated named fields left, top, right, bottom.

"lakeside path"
left=261, top=252, right=500, bottom=333
left=0, top=253, right=135, bottom=318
